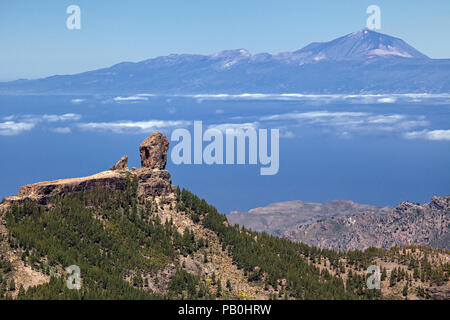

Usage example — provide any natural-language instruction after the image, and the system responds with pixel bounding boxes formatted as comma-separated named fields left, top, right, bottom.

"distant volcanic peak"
left=294, top=28, right=429, bottom=61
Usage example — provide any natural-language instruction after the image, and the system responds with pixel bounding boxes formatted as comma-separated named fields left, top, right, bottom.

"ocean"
left=1, top=93, right=449, bottom=212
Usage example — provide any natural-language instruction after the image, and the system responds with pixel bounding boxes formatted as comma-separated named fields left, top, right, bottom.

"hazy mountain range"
left=229, top=196, right=450, bottom=251
left=228, top=199, right=392, bottom=236
left=2, top=29, right=449, bottom=94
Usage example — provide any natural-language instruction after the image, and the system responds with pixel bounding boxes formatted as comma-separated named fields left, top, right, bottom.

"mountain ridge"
left=286, top=196, right=450, bottom=251
left=228, top=199, right=391, bottom=236
left=1, top=29, right=449, bottom=94
left=230, top=196, right=450, bottom=251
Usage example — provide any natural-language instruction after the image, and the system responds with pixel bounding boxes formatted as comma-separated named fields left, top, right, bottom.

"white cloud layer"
left=403, top=129, right=450, bottom=141
left=260, top=111, right=368, bottom=121
left=258, top=110, right=430, bottom=137
left=42, top=113, right=81, bottom=122
left=377, top=97, right=397, bottom=103
left=4, top=113, right=81, bottom=123
left=51, top=127, right=72, bottom=134
left=78, top=120, right=190, bottom=133
left=0, top=121, right=35, bottom=136
left=113, top=96, right=149, bottom=102
left=184, top=93, right=450, bottom=104
left=0, top=113, right=82, bottom=136
left=71, top=99, right=85, bottom=104
left=207, top=122, right=260, bottom=135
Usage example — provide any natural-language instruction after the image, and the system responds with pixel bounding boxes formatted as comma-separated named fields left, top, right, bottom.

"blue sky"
left=1, top=0, right=449, bottom=80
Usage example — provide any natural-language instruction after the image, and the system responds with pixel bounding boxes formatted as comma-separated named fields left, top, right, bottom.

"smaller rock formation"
left=140, top=132, right=169, bottom=170
left=110, top=156, right=129, bottom=171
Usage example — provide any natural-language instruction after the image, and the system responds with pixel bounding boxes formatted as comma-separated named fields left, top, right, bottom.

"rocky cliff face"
left=0, top=132, right=175, bottom=211
left=285, top=196, right=450, bottom=251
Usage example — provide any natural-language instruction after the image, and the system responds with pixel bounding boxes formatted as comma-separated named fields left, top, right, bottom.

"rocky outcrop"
left=0, top=132, right=175, bottom=211
left=9, top=171, right=130, bottom=207
left=140, top=132, right=169, bottom=170
left=110, top=155, right=128, bottom=171
left=134, top=168, right=175, bottom=202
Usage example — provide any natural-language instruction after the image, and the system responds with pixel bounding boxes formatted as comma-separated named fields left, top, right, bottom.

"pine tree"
left=8, top=279, right=15, bottom=292
left=226, top=279, right=231, bottom=291
left=216, top=279, right=222, bottom=297
left=402, top=283, right=408, bottom=298
left=389, top=268, right=397, bottom=287
left=413, top=267, right=419, bottom=280
left=17, top=285, right=25, bottom=298
left=381, top=267, right=387, bottom=281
